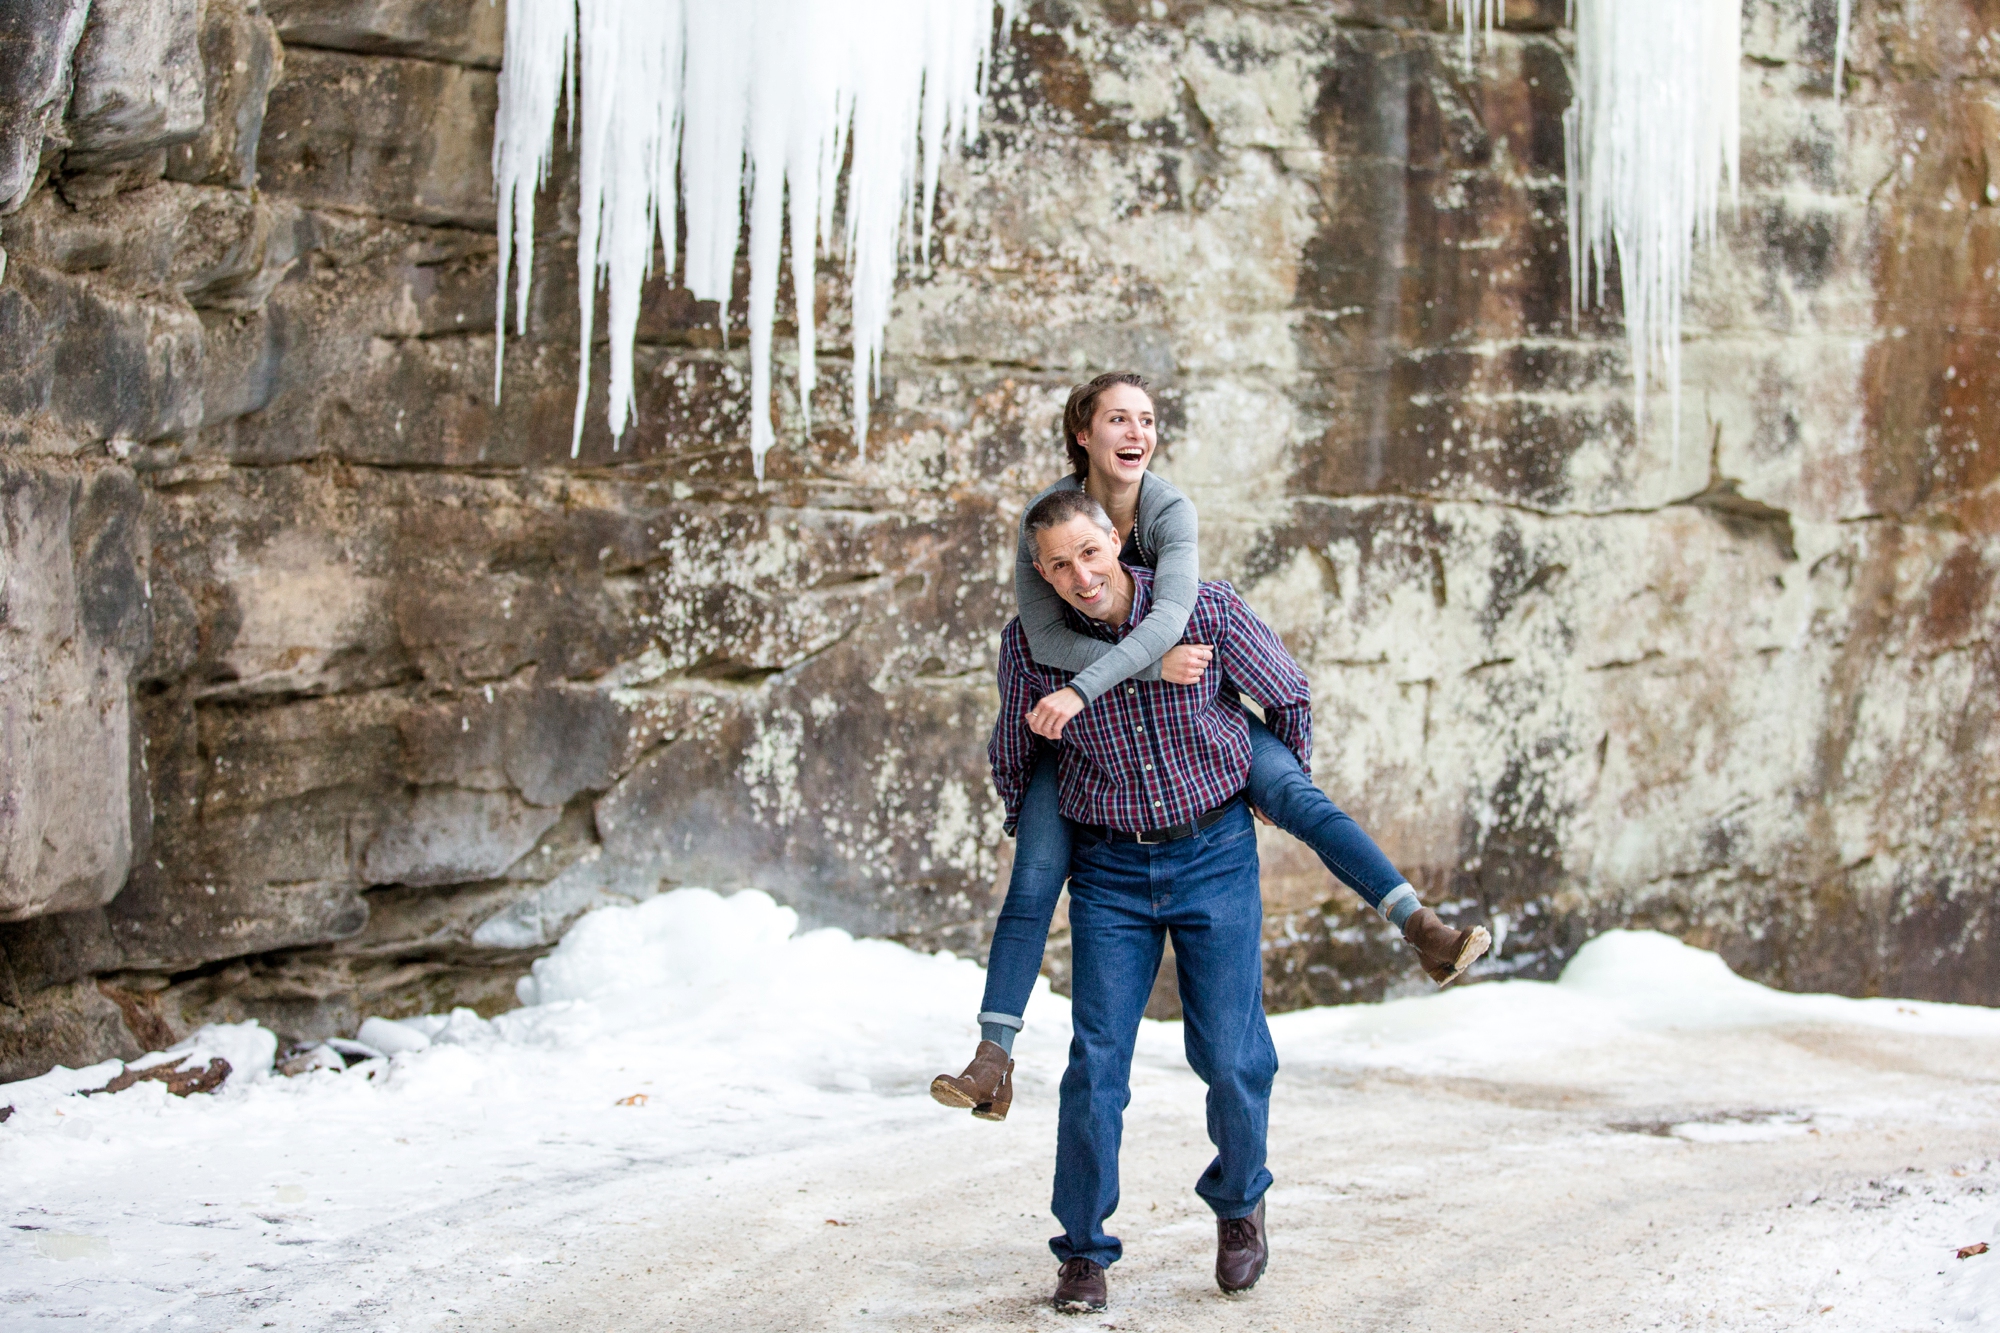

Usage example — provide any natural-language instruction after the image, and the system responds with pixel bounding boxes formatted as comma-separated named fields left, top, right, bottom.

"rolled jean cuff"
left=1379, top=884, right=1421, bottom=929
left=977, top=1011, right=1025, bottom=1031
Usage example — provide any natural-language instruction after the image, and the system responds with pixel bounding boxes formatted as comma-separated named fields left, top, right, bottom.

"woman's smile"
left=1080, top=384, right=1158, bottom=484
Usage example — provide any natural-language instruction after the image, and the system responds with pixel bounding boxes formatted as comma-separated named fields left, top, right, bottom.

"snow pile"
left=494, top=0, right=1017, bottom=473
left=483, top=887, right=1007, bottom=1088
left=130, top=1019, right=279, bottom=1084
left=293, top=888, right=1018, bottom=1100
left=1267, top=929, right=2000, bottom=1075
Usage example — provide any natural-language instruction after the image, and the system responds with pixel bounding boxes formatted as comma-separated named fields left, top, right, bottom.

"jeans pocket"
left=1204, top=804, right=1255, bottom=848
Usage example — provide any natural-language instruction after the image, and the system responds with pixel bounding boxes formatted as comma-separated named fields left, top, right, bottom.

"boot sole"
left=971, top=1101, right=1009, bottom=1122
left=930, top=1076, right=979, bottom=1109
left=1431, top=926, right=1493, bottom=988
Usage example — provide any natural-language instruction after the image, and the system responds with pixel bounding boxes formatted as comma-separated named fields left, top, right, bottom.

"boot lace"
left=1218, top=1215, right=1259, bottom=1252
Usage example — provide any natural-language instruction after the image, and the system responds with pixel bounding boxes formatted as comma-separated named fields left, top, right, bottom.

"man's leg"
left=1159, top=802, right=1277, bottom=1222
left=1050, top=833, right=1164, bottom=1270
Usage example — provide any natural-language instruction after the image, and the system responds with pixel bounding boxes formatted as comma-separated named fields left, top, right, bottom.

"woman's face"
left=1078, top=385, right=1157, bottom=488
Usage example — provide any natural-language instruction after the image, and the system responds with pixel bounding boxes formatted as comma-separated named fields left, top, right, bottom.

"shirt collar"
left=1063, top=563, right=1153, bottom=642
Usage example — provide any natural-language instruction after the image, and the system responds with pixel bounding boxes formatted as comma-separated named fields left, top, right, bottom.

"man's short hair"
left=1024, top=489, right=1116, bottom=552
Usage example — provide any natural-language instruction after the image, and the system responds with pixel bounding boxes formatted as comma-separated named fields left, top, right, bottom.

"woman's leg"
left=978, top=747, right=1072, bottom=1042
left=1242, top=717, right=1421, bottom=928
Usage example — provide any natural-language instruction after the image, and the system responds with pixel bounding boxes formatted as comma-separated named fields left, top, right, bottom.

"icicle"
left=1833, top=0, right=1852, bottom=103
left=1563, top=0, right=1741, bottom=456
left=493, top=0, right=1017, bottom=477
left=491, top=0, right=575, bottom=402
left=1445, top=0, right=1506, bottom=64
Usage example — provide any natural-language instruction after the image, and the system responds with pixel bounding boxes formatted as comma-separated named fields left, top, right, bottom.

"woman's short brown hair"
left=1061, top=372, right=1152, bottom=479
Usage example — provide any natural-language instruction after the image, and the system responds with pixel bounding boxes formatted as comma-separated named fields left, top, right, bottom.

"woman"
left=931, top=372, right=1489, bottom=1121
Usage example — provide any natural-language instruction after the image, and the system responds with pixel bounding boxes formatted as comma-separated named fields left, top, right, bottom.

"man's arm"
left=988, top=621, right=1046, bottom=834
left=1211, top=585, right=1314, bottom=775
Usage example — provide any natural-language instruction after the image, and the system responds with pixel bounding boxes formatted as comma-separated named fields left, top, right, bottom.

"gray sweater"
left=1014, top=472, right=1200, bottom=704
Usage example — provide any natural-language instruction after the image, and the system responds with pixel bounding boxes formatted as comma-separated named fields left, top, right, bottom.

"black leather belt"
left=1077, top=796, right=1242, bottom=846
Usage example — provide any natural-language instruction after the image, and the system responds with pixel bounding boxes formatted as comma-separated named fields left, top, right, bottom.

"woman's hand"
left=1026, top=687, right=1086, bottom=740
left=1161, top=644, right=1214, bottom=685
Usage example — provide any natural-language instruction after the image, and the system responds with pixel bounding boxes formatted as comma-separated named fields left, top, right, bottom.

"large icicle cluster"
left=1563, top=0, right=1743, bottom=443
left=493, top=1, right=1014, bottom=473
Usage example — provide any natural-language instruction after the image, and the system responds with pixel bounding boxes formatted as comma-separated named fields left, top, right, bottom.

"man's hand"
left=1161, top=644, right=1214, bottom=685
left=1026, top=687, right=1086, bottom=740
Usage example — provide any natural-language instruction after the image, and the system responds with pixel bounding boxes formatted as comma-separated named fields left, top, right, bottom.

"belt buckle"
left=1134, top=826, right=1160, bottom=846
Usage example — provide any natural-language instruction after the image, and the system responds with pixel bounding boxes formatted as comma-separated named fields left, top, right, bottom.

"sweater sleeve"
left=1062, top=488, right=1200, bottom=702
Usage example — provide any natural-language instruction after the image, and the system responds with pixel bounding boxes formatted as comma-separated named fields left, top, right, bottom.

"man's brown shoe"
left=1052, top=1257, right=1107, bottom=1312
left=930, top=1041, right=1013, bottom=1120
left=1216, top=1197, right=1268, bottom=1293
left=1403, top=908, right=1491, bottom=987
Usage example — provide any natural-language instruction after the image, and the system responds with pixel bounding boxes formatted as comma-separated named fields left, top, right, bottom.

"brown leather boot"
left=1216, top=1197, right=1268, bottom=1292
left=1403, top=908, right=1491, bottom=987
left=970, top=1058, right=1012, bottom=1122
left=1052, top=1257, right=1108, bottom=1312
left=930, top=1040, right=1013, bottom=1118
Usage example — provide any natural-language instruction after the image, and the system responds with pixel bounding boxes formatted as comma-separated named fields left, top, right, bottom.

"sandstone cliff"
left=0, top=0, right=1993, bottom=1079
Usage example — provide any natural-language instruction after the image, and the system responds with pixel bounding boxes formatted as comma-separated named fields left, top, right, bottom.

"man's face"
left=1033, top=514, right=1130, bottom=623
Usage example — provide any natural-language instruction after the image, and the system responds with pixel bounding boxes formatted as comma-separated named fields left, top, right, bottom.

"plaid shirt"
left=990, top=565, right=1313, bottom=834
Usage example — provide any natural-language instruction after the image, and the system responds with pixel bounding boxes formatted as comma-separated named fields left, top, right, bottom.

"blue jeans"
left=979, top=717, right=1407, bottom=1024
left=1051, top=800, right=1275, bottom=1268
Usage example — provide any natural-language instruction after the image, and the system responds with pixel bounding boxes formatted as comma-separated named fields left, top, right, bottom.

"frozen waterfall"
left=1564, top=0, right=1742, bottom=448
left=1458, top=1, right=1852, bottom=448
left=493, top=0, right=1015, bottom=474
left=492, top=2, right=1850, bottom=468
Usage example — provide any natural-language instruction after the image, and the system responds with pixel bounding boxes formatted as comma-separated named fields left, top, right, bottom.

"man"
left=986, top=487, right=1312, bottom=1311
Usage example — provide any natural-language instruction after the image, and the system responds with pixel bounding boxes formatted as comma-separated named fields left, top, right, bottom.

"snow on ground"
left=2, top=889, right=1998, bottom=1331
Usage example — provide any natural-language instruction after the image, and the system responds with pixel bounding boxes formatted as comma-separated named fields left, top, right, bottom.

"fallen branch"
left=83, top=1056, right=231, bottom=1098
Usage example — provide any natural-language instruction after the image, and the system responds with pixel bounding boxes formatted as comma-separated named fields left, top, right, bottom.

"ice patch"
left=35, top=1233, right=110, bottom=1262
left=355, top=1017, right=431, bottom=1056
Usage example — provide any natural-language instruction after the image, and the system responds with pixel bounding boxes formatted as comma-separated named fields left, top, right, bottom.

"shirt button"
left=1127, top=686, right=1136, bottom=695
left=1134, top=726, right=1144, bottom=734
left=1153, top=800, right=1163, bottom=808
left=1144, top=763, right=1153, bottom=771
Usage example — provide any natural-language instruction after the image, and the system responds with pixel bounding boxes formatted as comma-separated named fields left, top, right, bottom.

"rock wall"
left=0, top=0, right=1994, bottom=1079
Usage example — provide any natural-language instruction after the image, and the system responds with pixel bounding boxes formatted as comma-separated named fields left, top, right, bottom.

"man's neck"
left=1081, top=564, right=1136, bottom=629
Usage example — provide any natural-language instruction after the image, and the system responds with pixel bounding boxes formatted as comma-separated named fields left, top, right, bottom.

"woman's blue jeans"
left=978, top=715, right=1409, bottom=1025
